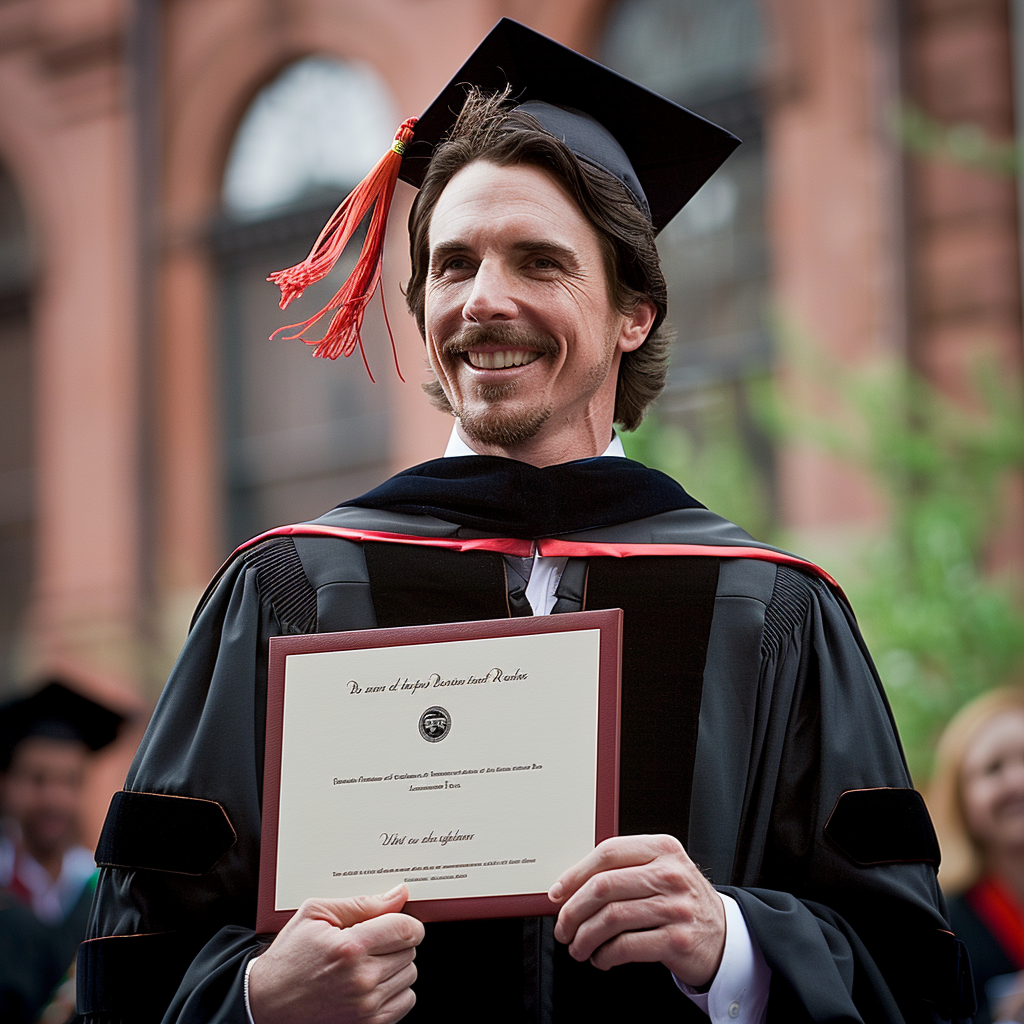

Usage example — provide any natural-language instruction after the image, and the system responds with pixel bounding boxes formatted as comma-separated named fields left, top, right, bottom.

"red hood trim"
left=536, top=538, right=843, bottom=594
left=229, top=523, right=535, bottom=558
left=226, top=524, right=844, bottom=600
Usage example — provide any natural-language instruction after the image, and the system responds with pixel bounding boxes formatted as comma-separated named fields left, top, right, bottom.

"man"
left=80, top=19, right=973, bottom=1024
left=0, top=679, right=123, bottom=1022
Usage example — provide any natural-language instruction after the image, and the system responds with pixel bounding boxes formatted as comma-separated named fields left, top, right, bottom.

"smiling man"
left=420, top=159, right=652, bottom=464
left=81, top=19, right=974, bottom=1024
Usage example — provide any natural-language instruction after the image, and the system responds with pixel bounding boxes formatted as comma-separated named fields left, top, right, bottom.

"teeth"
left=466, top=350, right=541, bottom=369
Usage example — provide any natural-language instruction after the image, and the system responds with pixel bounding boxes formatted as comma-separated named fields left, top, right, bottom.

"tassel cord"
left=267, top=117, right=417, bottom=377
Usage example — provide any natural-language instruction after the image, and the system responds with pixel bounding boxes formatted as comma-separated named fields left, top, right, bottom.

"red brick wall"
left=902, top=0, right=1024, bottom=393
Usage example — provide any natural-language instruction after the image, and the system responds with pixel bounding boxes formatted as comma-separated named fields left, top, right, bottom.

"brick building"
left=0, top=0, right=1020, bottom=838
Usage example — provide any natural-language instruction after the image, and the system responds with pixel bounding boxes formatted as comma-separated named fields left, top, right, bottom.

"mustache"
left=441, top=323, right=559, bottom=357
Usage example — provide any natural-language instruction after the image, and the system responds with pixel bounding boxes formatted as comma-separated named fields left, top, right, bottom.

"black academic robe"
left=947, top=890, right=1021, bottom=1024
left=2, top=881, right=92, bottom=1023
left=78, top=457, right=974, bottom=1023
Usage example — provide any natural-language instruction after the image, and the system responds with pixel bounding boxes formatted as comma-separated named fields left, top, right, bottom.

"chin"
left=458, top=403, right=552, bottom=448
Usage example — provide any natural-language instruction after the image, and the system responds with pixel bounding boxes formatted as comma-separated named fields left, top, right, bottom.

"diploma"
left=257, top=609, right=621, bottom=930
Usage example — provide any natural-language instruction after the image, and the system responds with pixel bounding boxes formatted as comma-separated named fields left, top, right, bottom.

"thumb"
left=302, top=884, right=409, bottom=929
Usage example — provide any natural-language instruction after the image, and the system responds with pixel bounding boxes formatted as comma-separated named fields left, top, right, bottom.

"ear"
left=617, top=300, right=657, bottom=354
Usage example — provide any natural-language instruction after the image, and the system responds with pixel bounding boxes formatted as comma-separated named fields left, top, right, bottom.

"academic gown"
left=78, top=456, right=975, bottom=1023
left=1, top=880, right=93, bottom=1023
left=947, top=886, right=1024, bottom=1024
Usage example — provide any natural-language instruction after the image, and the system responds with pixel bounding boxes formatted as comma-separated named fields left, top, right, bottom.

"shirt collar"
left=443, top=425, right=625, bottom=459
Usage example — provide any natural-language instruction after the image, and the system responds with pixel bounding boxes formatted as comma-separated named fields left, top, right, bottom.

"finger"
left=592, top=919, right=725, bottom=987
left=367, top=983, right=417, bottom=1024
left=365, top=960, right=418, bottom=1014
left=302, top=884, right=410, bottom=929
left=587, top=927, right=673, bottom=972
left=347, top=911, right=425, bottom=956
left=365, top=945, right=417, bottom=984
left=566, top=896, right=678, bottom=962
left=548, top=835, right=684, bottom=904
left=554, top=864, right=667, bottom=944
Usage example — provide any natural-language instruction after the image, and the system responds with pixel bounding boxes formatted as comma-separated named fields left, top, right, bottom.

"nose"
left=462, top=259, right=518, bottom=324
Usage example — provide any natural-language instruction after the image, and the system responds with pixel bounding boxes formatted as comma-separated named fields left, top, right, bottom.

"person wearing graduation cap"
left=0, top=679, right=123, bottom=1022
left=80, top=19, right=974, bottom=1024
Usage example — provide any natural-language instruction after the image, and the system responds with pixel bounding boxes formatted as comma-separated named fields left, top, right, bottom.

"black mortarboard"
left=401, top=18, right=741, bottom=233
left=269, top=18, right=739, bottom=371
left=0, top=680, right=126, bottom=771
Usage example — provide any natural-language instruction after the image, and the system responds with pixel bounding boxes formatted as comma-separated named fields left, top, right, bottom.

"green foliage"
left=895, top=102, right=1020, bottom=177
left=788, top=357, right=1024, bottom=781
left=630, top=352, right=1024, bottom=783
left=622, top=385, right=774, bottom=541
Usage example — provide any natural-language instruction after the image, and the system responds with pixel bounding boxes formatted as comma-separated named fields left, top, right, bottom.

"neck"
left=987, top=848, right=1024, bottom=904
left=455, top=415, right=614, bottom=467
left=22, top=837, right=66, bottom=882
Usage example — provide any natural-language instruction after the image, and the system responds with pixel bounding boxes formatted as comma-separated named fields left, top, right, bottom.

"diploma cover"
left=257, top=609, right=621, bottom=930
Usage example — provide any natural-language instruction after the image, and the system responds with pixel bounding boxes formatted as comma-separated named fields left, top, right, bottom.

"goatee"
left=440, top=323, right=557, bottom=447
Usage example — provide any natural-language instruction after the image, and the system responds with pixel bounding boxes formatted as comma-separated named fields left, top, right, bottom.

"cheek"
left=963, top=777, right=999, bottom=835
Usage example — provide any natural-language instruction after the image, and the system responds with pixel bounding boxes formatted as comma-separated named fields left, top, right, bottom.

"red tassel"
left=268, top=117, right=417, bottom=381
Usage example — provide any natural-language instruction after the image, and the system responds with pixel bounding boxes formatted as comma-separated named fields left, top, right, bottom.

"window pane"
left=223, top=57, right=397, bottom=220
left=216, top=57, right=397, bottom=551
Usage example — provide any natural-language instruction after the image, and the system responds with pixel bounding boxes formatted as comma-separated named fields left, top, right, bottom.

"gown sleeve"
left=724, top=570, right=975, bottom=1024
left=78, top=556, right=282, bottom=1024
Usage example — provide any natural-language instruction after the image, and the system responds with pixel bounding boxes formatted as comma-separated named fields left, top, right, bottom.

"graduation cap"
left=268, top=17, right=740, bottom=375
left=0, top=680, right=126, bottom=771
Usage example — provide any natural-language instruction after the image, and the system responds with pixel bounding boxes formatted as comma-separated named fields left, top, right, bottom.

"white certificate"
left=258, top=610, right=621, bottom=929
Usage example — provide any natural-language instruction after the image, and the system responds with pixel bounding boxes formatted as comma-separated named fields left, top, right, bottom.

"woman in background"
left=930, top=686, right=1024, bottom=1024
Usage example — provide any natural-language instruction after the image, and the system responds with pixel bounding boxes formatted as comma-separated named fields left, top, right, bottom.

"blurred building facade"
left=0, top=0, right=1020, bottom=781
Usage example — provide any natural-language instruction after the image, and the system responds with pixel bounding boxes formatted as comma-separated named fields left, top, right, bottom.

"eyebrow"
left=429, top=240, right=472, bottom=273
left=428, top=239, right=581, bottom=273
left=509, top=240, right=581, bottom=270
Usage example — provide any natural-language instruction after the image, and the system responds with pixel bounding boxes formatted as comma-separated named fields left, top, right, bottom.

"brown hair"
left=405, top=88, right=672, bottom=432
left=928, top=686, right=1024, bottom=893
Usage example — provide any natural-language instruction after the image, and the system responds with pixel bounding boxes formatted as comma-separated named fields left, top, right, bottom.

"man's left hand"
left=548, top=834, right=726, bottom=988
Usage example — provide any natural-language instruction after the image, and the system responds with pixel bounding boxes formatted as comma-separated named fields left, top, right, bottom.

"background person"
left=930, top=686, right=1024, bottom=1024
left=0, top=679, right=124, bottom=1023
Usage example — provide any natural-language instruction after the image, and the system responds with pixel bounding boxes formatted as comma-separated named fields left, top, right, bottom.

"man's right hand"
left=248, top=884, right=424, bottom=1024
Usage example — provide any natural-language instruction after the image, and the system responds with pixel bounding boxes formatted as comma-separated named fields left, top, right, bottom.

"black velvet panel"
left=824, top=788, right=940, bottom=867
left=77, top=931, right=205, bottom=1018
left=585, top=556, right=720, bottom=846
left=341, top=456, right=702, bottom=539
left=362, top=544, right=536, bottom=1022
left=95, top=791, right=236, bottom=875
left=550, top=556, right=720, bottom=1019
left=363, top=543, right=511, bottom=625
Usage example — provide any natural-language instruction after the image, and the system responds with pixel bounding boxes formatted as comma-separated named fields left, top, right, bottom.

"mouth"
left=464, top=349, right=543, bottom=370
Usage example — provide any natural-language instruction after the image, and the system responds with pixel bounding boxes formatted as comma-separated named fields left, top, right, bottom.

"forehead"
left=963, top=709, right=1024, bottom=771
left=428, top=160, right=600, bottom=250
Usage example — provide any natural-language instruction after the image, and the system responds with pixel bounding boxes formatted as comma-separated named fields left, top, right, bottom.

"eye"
left=526, top=255, right=561, bottom=272
left=430, top=254, right=475, bottom=279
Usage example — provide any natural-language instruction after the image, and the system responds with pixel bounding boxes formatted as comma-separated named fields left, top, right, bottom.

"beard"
left=437, top=323, right=559, bottom=448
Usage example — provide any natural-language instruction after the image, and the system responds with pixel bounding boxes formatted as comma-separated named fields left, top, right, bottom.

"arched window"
left=601, top=0, right=774, bottom=525
left=601, top=0, right=767, bottom=391
left=212, top=57, right=398, bottom=549
left=0, top=162, right=34, bottom=693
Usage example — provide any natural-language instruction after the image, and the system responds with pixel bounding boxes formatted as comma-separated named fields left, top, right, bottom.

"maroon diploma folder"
left=257, top=609, right=621, bottom=931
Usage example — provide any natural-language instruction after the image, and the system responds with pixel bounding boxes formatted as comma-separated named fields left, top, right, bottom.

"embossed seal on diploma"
left=419, top=706, right=451, bottom=743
